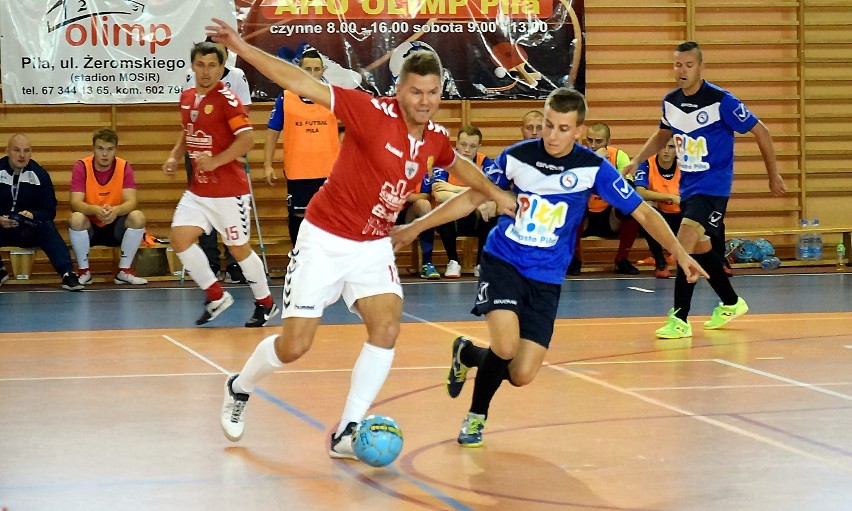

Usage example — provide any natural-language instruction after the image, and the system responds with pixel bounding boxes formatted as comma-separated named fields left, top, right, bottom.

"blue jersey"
left=660, top=80, right=758, bottom=200
left=484, top=139, right=643, bottom=284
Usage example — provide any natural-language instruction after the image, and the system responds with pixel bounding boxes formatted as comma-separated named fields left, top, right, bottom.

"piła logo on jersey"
left=505, top=193, right=567, bottom=248
left=674, top=134, right=710, bottom=172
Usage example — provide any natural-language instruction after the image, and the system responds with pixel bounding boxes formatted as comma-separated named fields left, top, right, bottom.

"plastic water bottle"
left=837, top=242, right=847, bottom=271
left=761, top=256, right=781, bottom=270
left=811, top=219, right=823, bottom=260
left=797, top=219, right=809, bottom=260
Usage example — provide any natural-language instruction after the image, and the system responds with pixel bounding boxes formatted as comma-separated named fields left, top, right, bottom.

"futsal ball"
left=352, top=415, right=404, bottom=467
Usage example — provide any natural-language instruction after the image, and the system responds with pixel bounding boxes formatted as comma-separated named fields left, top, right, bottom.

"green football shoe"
left=655, top=308, right=693, bottom=339
left=704, top=297, right=749, bottom=330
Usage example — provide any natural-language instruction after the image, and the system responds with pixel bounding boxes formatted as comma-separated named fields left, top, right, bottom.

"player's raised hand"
left=206, top=18, right=248, bottom=56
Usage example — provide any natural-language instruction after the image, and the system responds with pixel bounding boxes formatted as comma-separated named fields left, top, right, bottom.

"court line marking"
left=627, top=286, right=654, bottom=293
left=629, top=383, right=852, bottom=391
left=160, top=334, right=474, bottom=511
left=715, top=359, right=852, bottom=402
left=548, top=364, right=852, bottom=473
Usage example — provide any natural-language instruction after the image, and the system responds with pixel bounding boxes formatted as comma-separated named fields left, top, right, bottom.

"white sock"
left=119, top=227, right=145, bottom=269
left=176, top=243, right=218, bottom=290
left=233, top=335, right=284, bottom=394
left=237, top=251, right=271, bottom=300
left=337, top=343, right=395, bottom=436
left=68, top=228, right=90, bottom=269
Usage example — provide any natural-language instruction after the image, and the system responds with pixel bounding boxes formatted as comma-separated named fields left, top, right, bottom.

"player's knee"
left=68, top=212, right=88, bottom=230
left=127, top=210, right=146, bottom=229
left=366, top=321, right=400, bottom=349
left=274, top=334, right=311, bottom=363
left=507, top=368, right=535, bottom=387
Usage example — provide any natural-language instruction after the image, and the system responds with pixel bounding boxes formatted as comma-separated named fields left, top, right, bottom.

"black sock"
left=674, top=266, right=696, bottom=321
left=460, top=341, right=487, bottom=368
left=469, top=349, right=510, bottom=417
left=694, top=251, right=738, bottom=305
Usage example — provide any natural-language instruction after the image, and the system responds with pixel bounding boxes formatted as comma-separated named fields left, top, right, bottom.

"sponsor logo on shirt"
left=709, top=210, right=723, bottom=227
left=385, top=143, right=403, bottom=158
left=674, top=134, right=710, bottom=172
left=505, top=192, right=567, bottom=248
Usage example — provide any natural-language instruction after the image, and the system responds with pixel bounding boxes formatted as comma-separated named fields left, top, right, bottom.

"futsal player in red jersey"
left=207, top=19, right=516, bottom=460
left=163, top=41, right=278, bottom=328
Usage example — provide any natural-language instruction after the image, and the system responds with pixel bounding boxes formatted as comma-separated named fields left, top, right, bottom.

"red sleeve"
left=331, top=86, right=383, bottom=140
left=69, top=160, right=86, bottom=193
left=123, top=162, right=137, bottom=189
left=219, top=88, right=252, bottom=135
left=434, top=129, right=457, bottom=169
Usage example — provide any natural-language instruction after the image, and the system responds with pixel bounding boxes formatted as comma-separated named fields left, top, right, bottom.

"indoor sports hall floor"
left=1, top=272, right=851, bottom=510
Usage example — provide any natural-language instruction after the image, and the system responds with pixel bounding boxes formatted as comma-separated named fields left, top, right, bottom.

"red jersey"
left=307, top=86, right=456, bottom=240
left=180, top=82, right=252, bottom=198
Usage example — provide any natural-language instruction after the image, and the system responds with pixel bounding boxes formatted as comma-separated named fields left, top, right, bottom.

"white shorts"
left=171, top=191, right=252, bottom=246
left=283, top=220, right=402, bottom=318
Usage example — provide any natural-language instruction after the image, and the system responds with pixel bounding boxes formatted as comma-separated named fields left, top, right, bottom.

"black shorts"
left=680, top=194, right=728, bottom=240
left=471, top=251, right=561, bottom=348
left=89, top=215, right=129, bottom=247
left=287, top=178, right=326, bottom=214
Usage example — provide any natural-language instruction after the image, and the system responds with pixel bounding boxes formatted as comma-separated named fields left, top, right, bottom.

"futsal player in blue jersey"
left=391, top=87, right=707, bottom=447
left=624, top=41, right=787, bottom=339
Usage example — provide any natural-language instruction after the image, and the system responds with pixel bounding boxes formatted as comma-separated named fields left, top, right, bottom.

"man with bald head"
left=0, top=134, right=83, bottom=290
left=520, top=110, right=543, bottom=140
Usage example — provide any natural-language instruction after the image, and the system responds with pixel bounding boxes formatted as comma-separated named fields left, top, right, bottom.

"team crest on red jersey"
left=190, top=110, right=198, bottom=122
left=204, top=104, right=214, bottom=114
left=405, top=160, right=419, bottom=179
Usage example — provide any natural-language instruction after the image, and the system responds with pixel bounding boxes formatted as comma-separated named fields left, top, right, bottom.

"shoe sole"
left=63, top=284, right=84, bottom=291
left=458, top=440, right=483, bottom=448
left=114, top=278, right=147, bottom=285
left=655, top=330, right=692, bottom=339
left=703, top=306, right=749, bottom=330
left=198, top=292, right=234, bottom=325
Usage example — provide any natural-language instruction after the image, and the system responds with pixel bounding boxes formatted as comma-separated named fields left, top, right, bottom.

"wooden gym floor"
left=1, top=273, right=851, bottom=510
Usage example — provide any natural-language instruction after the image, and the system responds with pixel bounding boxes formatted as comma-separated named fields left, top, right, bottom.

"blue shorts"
left=471, top=251, right=561, bottom=348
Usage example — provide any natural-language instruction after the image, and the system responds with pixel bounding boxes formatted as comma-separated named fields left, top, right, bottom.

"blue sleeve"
left=432, top=167, right=450, bottom=183
left=420, top=171, right=434, bottom=193
left=488, top=151, right=512, bottom=189
left=593, top=161, right=642, bottom=215
left=720, top=91, right=759, bottom=134
left=267, top=95, right=284, bottom=130
left=634, top=161, right=650, bottom=188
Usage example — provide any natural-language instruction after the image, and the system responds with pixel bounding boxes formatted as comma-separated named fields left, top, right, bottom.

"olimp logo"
left=45, top=1, right=171, bottom=54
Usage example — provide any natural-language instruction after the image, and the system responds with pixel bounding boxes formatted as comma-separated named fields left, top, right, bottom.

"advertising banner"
left=0, top=0, right=237, bottom=104
left=238, top=0, right=584, bottom=100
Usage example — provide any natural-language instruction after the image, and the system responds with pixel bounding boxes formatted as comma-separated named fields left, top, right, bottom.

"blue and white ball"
left=352, top=415, right=404, bottom=467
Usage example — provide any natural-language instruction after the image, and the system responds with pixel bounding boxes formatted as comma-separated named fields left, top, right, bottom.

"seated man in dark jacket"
left=0, top=134, right=83, bottom=290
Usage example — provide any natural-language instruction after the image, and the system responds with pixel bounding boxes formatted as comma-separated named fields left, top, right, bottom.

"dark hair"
left=92, top=127, right=118, bottom=146
left=587, top=122, right=611, bottom=140
left=545, top=87, right=587, bottom=123
left=457, top=125, right=483, bottom=142
left=675, top=41, right=703, bottom=63
left=191, top=41, right=225, bottom=64
left=300, top=49, right=322, bottom=63
left=399, top=51, right=442, bottom=84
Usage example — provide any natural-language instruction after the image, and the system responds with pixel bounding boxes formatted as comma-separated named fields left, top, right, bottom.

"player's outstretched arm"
left=750, top=121, right=786, bottom=197
left=391, top=189, right=487, bottom=252
left=624, top=128, right=673, bottom=177
left=206, top=18, right=330, bottom=108
left=631, top=202, right=708, bottom=283
left=446, top=157, right=516, bottom=216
